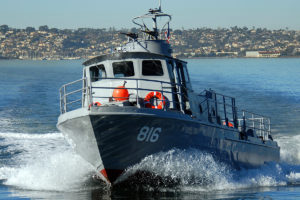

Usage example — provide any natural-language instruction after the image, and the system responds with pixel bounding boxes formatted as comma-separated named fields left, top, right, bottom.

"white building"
left=246, top=51, right=280, bottom=58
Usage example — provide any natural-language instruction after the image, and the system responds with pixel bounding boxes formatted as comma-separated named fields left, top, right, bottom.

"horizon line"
left=1, top=24, right=300, bottom=32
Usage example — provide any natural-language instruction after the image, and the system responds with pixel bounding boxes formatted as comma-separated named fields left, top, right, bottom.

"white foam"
left=286, top=172, right=300, bottom=183
left=0, top=132, right=63, bottom=139
left=276, top=135, right=300, bottom=165
left=0, top=132, right=68, bottom=166
left=120, top=149, right=232, bottom=188
left=0, top=132, right=96, bottom=191
left=3, top=151, right=95, bottom=191
left=1, top=131, right=300, bottom=192
left=118, top=148, right=300, bottom=191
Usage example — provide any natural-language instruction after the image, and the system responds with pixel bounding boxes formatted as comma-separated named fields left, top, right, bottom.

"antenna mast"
left=159, top=0, right=162, bottom=11
left=132, top=0, right=171, bottom=40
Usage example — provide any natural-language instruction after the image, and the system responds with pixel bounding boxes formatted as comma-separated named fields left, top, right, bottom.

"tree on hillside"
left=25, top=27, right=36, bottom=33
left=39, top=25, right=49, bottom=32
left=0, top=25, right=9, bottom=33
left=49, top=28, right=59, bottom=34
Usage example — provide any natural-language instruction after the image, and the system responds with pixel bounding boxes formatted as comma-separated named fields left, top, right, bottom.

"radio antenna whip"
left=159, top=0, right=162, bottom=11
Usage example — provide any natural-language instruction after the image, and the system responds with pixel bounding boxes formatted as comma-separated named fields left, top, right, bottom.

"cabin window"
left=183, top=66, right=190, bottom=82
left=90, top=65, right=106, bottom=82
left=113, top=61, right=134, bottom=77
left=142, top=60, right=163, bottom=76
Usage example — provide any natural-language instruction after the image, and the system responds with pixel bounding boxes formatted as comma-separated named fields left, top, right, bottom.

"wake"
left=0, top=132, right=300, bottom=192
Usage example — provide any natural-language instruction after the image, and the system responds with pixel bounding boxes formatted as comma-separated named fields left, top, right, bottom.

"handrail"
left=66, top=99, right=82, bottom=106
left=197, top=89, right=272, bottom=140
left=59, top=78, right=273, bottom=141
left=64, top=88, right=85, bottom=97
left=94, top=77, right=183, bottom=87
left=241, top=109, right=270, bottom=120
left=60, top=78, right=88, bottom=114
left=91, top=86, right=178, bottom=95
left=59, top=78, right=84, bottom=91
left=59, top=77, right=184, bottom=114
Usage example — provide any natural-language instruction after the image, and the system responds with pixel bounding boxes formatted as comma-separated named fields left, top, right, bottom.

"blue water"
left=1, top=58, right=300, bottom=199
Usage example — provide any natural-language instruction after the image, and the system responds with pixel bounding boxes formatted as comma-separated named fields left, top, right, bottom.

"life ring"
left=89, top=102, right=101, bottom=108
left=144, top=91, right=166, bottom=109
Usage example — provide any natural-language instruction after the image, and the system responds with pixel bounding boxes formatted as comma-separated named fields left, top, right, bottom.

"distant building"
left=259, top=51, right=281, bottom=58
left=245, top=51, right=259, bottom=57
left=216, top=52, right=238, bottom=56
left=246, top=51, right=280, bottom=58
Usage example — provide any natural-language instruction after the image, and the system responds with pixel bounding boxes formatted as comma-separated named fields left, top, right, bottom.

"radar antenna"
left=132, top=0, right=171, bottom=40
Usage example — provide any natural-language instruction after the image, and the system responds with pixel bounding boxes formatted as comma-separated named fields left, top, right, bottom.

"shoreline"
left=2, top=56, right=300, bottom=61
left=179, top=55, right=300, bottom=59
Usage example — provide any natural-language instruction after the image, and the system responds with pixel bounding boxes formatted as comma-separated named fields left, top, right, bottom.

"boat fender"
left=113, top=81, right=129, bottom=101
left=144, top=91, right=166, bottom=109
left=89, top=102, right=102, bottom=108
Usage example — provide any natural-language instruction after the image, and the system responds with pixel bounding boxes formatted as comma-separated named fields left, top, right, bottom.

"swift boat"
left=57, top=1, right=280, bottom=184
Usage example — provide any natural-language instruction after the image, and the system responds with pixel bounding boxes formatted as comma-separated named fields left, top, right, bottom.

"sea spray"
left=277, top=134, right=300, bottom=165
left=118, top=149, right=233, bottom=189
left=118, top=147, right=300, bottom=191
left=3, top=151, right=95, bottom=191
left=0, top=132, right=96, bottom=191
left=1, top=132, right=300, bottom=192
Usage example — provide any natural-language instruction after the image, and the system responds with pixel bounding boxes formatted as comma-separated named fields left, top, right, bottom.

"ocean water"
left=0, top=58, right=300, bottom=199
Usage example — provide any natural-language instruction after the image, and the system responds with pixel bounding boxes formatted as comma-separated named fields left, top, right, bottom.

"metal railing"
left=198, top=90, right=271, bottom=140
left=198, top=90, right=238, bottom=126
left=59, top=77, right=185, bottom=114
left=59, top=79, right=272, bottom=140
left=59, top=78, right=89, bottom=114
left=238, top=110, right=271, bottom=141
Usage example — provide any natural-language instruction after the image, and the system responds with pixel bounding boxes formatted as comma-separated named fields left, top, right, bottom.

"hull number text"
left=137, top=126, right=162, bottom=143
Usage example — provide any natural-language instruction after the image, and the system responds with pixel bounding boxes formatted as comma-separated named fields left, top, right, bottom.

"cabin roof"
left=83, top=52, right=186, bottom=66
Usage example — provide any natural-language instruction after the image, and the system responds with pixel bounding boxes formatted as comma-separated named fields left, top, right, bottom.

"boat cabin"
left=82, top=52, right=192, bottom=114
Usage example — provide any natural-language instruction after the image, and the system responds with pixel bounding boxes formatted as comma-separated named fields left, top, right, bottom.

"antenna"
left=132, top=0, right=171, bottom=40
left=158, top=0, right=162, bottom=11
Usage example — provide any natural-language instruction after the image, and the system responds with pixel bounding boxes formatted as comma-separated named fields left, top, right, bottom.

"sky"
left=1, top=0, right=300, bottom=30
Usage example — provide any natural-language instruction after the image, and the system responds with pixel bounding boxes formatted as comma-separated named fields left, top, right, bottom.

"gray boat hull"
left=57, top=106, right=280, bottom=183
